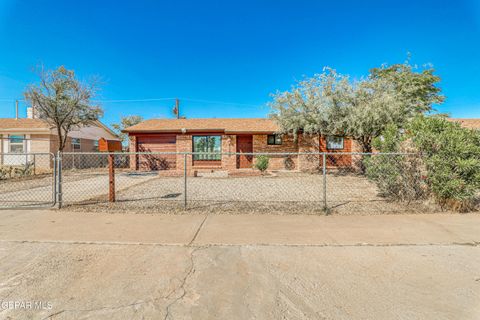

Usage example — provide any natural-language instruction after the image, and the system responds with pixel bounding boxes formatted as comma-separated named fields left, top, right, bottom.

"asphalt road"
left=0, top=211, right=478, bottom=320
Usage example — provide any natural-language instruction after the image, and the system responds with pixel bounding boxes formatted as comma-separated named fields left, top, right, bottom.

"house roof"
left=124, top=118, right=280, bottom=134
left=0, top=118, right=52, bottom=132
left=448, top=118, right=480, bottom=130
left=0, top=118, right=120, bottom=139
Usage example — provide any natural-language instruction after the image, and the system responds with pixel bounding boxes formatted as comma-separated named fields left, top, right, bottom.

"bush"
left=365, top=124, right=427, bottom=202
left=254, top=155, right=270, bottom=173
left=408, top=115, right=480, bottom=211
left=0, top=162, right=34, bottom=180
left=366, top=116, right=480, bottom=212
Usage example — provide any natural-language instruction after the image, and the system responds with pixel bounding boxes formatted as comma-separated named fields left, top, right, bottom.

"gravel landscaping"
left=63, top=172, right=445, bottom=215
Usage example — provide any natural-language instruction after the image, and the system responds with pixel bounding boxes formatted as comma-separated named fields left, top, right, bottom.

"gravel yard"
left=64, top=172, right=442, bottom=215
left=0, top=169, right=158, bottom=208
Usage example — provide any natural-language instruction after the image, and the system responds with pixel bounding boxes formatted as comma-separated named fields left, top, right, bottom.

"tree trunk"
left=56, top=126, right=64, bottom=152
left=358, top=136, right=373, bottom=174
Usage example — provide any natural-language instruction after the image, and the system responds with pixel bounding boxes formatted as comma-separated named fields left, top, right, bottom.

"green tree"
left=270, top=60, right=444, bottom=153
left=269, top=68, right=352, bottom=140
left=24, top=65, right=103, bottom=152
left=112, top=115, right=144, bottom=145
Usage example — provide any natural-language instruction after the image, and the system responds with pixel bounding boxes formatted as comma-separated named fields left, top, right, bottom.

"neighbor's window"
left=192, top=136, right=221, bottom=160
left=9, top=135, right=24, bottom=153
left=267, top=134, right=282, bottom=145
left=93, top=140, right=99, bottom=152
left=72, top=138, right=81, bottom=151
left=326, top=136, right=344, bottom=150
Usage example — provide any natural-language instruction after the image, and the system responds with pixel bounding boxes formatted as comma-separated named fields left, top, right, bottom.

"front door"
left=236, top=135, right=253, bottom=169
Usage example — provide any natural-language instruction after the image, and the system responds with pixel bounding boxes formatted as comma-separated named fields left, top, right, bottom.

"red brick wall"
left=252, top=134, right=298, bottom=170
left=319, top=136, right=353, bottom=167
left=222, top=135, right=237, bottom=171
left=128, top=132, right=356, bottom=172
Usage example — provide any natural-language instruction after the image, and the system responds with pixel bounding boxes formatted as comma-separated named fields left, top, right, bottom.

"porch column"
left=221, top=134, right=237, bottom=171
left=176, top=134, right=192, bottom=174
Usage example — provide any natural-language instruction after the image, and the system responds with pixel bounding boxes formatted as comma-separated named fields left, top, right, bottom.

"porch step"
left=228, top=170, right=261, bottom=177
left=194, top=170, right=229, bottom=178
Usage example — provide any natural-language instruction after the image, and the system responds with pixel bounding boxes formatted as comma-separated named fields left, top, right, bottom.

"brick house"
left=124, top=118, right=357, bottom=174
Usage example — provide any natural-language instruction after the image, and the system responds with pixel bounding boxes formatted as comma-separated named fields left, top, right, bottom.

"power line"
left=180, top=98, right=265, bottom=108
left=91, top=98, right=177, bottom=103
left=0, top=97, right=267, bottom=108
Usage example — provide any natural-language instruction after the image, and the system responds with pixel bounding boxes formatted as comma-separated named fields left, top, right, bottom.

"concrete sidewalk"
left=0, top=210, right=478, bottom=245
left=0, top=210, right=479, bottom=320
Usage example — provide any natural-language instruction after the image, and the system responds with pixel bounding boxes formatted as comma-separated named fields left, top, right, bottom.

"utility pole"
left=15, top=100, right=19, bottom=120
left=175, top=98, right=180, bottom=119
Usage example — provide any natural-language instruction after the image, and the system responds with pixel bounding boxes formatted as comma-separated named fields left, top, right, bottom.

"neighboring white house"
left=0, top=108, right=120, bottom=168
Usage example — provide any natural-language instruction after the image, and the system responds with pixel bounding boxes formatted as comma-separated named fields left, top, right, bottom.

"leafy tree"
left=269, top=68, right=352, bottom=140
left=349, top=61, right=444, bottom=152
left=270, top=61, right=444, bottom=153
left=24, top=66, right=102, bottom=152
left=112, top=115, right=144, bottom=145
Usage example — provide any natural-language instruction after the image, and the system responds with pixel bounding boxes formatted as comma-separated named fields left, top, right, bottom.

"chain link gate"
left=0, top=153, right=56, bottom=209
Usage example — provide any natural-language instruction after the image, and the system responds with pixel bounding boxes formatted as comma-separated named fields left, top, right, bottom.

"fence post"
left=56, top=151, right=63, bottom=209
left=322, top=153, right=327, bottom=213
left=183, top=153, right=187, bottom=209
left=33, top=154, right=36, bottom=175
left=108, top=153, right=115, bottom=202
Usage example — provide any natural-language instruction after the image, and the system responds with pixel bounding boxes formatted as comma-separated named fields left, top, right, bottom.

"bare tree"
left=24, top=66, right=103, bottom=152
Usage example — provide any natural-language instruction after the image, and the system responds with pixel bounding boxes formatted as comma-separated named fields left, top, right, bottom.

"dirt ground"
left=2, top=169, right=477, bottom=214
left=65, top=172, right=447, bottom=215
left=0, top=210, right=479, bottom=320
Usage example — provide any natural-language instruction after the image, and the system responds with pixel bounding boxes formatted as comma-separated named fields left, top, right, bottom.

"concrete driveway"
left=0, top=211, right=479, bottom=319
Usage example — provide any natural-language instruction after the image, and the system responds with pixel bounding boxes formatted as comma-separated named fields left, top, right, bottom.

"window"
left=267, top=134, right=282, bottom=145
left=326, top=136, right=344, bottom=150
left=9, top=135, right=24, bottom=153
left=93, top=140, right=99, bottom=152
left=192, top=136, right=221, bottom=160
left=72, top=138, right=81, bottom=151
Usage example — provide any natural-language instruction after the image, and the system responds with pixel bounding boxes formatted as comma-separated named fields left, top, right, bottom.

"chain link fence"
left=0, top=153, right=56, bottom=208
left=43, top=151, right=439, bottom=214
left=2, top=151, right=457, bottom=213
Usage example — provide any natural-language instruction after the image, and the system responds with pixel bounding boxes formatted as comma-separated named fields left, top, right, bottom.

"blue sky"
left=0, top=0, right=479, bottom=127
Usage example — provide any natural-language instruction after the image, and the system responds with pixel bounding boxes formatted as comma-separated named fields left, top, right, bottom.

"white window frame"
left=326, top=136, right=344, bottom=150
left=8, top=135, right=25, bottom=153
left=72, top=138, right=81, bottom=151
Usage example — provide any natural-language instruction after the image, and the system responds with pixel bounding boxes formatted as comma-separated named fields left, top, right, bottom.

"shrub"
left=366, top=116, right=480, bottom=211
left=255, top=155, right=270, bottom=173
left=365, top=124, right=427, bottom=202
left=0, top=162, right=34, bottom=180
left=408, top=115, right=480, bottom=211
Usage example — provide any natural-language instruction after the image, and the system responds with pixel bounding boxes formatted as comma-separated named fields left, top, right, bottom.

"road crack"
left=163, top=246, right=205, bottom=320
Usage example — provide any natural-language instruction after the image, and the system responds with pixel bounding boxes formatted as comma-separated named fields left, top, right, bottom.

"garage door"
left=137, top=135, right=177, bottom=170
